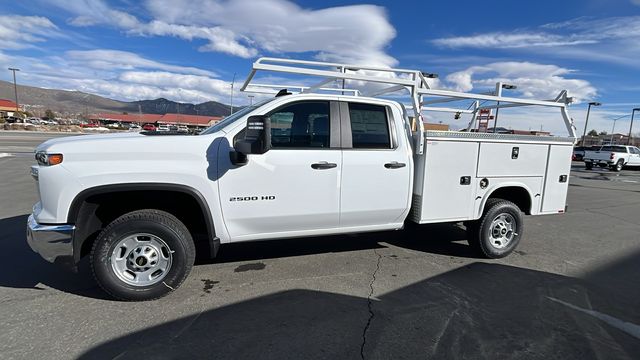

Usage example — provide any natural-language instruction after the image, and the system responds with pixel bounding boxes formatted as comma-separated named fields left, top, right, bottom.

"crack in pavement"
left=360, top=248, right=382, bottom=360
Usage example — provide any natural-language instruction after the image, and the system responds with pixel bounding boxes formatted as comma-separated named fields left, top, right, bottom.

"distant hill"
left=0, top=80, right=239, bottom=117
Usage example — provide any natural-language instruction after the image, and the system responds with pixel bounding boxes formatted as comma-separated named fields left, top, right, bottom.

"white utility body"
left=27, top=57, right=576, bottom=300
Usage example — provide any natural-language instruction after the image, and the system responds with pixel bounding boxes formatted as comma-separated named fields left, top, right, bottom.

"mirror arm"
left=229, top=150, right=248, bottom=166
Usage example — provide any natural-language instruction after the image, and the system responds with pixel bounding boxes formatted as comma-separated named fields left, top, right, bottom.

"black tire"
left=585, top=162, right=593, bottom=170
left=611, top=159, right=624, bottom=172
left=467, top=199, right=524, bottom=259
left=91, top=209, right=195, bottom=301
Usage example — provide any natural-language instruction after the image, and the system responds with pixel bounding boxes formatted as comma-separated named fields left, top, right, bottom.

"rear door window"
left=348, top=103, right=391, bottom=149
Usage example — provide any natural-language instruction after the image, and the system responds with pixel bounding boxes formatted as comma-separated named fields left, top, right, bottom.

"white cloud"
left=430, top=16, right=640, bottom=70
left=43, top=0, right=397, bottom=66
left=0, top=48, right=231, bottom=104
left=433, top=16, right=640, bottom=50
left=0, top=15, right=59, bottom=50
left=66, top=50, right=217, bottom=76
left=632, top=0, right=640, bottom=6
left=433, top=33, right=595, bottom=49
left=444, top=62, right=597, bottom=103
left=135, top=20, right=256, bottom=58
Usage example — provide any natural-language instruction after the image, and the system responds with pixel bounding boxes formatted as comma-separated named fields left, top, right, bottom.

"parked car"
left=157, top=124, right=170, bottom=132
left=584, top=145, right=640, bottom=171
left=129, top=124, right=142, bottom=131
left=142, top=123, right=156, bottom=131
left=80, top=122, right=99, bottom=128
left=178, top=125, right=189, bottom=133
left=572, top=146, right=587, bottom=161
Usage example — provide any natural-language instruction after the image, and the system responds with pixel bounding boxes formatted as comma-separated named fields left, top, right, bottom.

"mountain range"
left=0, top=80, right=238, bottom=117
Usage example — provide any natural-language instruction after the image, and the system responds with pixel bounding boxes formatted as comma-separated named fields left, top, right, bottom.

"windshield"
left=199, top=98, right=275, bottom=135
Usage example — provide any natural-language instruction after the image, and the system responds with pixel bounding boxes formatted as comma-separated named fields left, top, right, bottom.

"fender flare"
left=477, top=183, right=536, bottom=218
left=67, top=183, right=217, bottom=262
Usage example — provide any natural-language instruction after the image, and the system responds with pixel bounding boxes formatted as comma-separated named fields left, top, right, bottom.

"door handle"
left=384, top=161, right=406, bottom=169
left=311, top=162, right=337, bottom=170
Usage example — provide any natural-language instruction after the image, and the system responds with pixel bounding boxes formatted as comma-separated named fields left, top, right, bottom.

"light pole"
left=629, top=108, right=639, bottom=145
left=230, top=73, right=236, bottom=115
left=8, top=67, right=20, bottom=117
left=492, top=82, right=517, bottom=133
left=611, top=117, right=620, bottom=144
left=248, top=95, right=254, bottom=106
left=581, top=101, right=601, bottom=145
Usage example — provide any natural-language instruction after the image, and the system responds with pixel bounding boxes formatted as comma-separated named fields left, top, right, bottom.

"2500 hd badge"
left=229, top=196, right=276, bottom=202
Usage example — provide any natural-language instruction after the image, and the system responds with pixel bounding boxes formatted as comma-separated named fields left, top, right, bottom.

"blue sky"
left=1, top=0, right=639, bottom=134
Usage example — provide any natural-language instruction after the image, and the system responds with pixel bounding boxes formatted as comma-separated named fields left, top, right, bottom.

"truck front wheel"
left=91, top=209, right=195, bottom=301
left=468, top=199, right=523, bottom=259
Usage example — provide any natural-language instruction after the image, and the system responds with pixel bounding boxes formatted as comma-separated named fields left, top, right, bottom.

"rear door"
left=629, top=147, right=640, bottom=165
left=339, top=101, right=411, bottom=228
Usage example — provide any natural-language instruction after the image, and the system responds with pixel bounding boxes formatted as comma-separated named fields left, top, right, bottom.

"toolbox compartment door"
left=541, top=145, right=573, bottom=213
left=477, top=143, right=548, bottom=177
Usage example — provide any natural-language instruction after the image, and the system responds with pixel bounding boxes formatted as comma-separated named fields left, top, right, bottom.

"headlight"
left=35, top=152, right=63, bottom=166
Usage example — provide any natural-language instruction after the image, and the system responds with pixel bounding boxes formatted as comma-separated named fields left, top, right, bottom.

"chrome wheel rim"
left=111, top=233, right=173, bottom=286
left=489, top=213, right=517, bottom=249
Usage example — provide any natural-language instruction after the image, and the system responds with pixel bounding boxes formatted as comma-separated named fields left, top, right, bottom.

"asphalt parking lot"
left=1, top=131, right=639, bottom=359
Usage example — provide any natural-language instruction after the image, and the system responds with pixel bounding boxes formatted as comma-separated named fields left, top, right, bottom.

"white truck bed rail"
left=240, top=57, right=576, bottom=154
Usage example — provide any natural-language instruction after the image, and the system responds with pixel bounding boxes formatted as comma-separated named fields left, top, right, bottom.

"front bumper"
left=26, top=214, right=76, bottom=271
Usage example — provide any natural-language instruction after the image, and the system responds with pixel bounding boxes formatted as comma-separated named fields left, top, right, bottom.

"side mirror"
left=231, top=115, right=271, bottom=165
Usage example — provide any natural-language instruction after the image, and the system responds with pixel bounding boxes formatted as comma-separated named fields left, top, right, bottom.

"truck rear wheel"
left=585, top=162, right=593, bottom=170
left=468, top=199, right=523, bottom=259
left=611, top=159, right=624, bottom=172
left=90, top=209, right=195, bottom=301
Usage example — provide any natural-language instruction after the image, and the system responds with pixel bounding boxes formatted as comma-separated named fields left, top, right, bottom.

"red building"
left=0, top=99, right=21, bottom=118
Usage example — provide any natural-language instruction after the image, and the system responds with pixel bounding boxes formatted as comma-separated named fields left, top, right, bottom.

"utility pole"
left=8, top=68, right=20, bottom=116
left=629, top=108, right=639, bottom=145
left=248, top=95, right=254, bottom=106
left=230, top=72, right=236, bottom=115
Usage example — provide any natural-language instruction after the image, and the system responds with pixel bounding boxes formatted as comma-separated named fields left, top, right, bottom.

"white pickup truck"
left=27, top=58, right=576, bottom=300
left=583, top=145, right=640, bottom=171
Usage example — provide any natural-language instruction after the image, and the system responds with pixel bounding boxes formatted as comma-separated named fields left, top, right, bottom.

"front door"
left=218, top=101, right=341, bottom=240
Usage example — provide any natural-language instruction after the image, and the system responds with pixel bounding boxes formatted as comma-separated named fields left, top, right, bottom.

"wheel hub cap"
left=111, top=233, right=173, bottom=287
left=489, top=214, right=517, bottom=249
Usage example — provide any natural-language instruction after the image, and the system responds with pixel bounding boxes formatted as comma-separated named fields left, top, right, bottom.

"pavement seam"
left=360, top=248, right=382, bottom=360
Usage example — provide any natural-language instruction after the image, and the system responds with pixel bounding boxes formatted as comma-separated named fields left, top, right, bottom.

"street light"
left=8, top=67, right=20, bottom=115
left=492, top=82, right=517, bottom=133
left=229, top=72, right=236, bottom=115
left=611, top=116, right=621, bottom=144
left=629, top=108, right=640, bottom=145
left=581, top=101, right=601, bottom=145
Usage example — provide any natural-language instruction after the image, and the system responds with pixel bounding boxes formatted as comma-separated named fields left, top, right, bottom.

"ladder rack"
left=240, top=57, right=576, bottom=154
